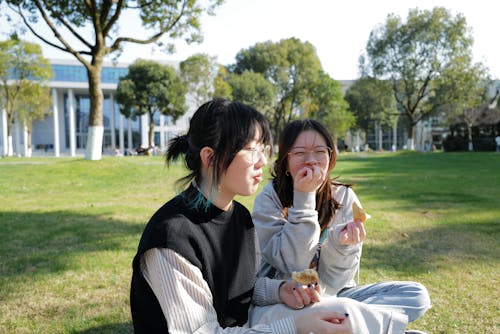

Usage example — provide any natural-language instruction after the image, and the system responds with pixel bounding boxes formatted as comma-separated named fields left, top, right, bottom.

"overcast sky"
left=2, top=0, right=499, bottom=80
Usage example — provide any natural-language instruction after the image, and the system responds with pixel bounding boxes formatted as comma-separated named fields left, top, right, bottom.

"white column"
left=109, top=93, right=116, bottom=150
left=119, top=113, right=125, bottom=155
left=23, top=122, right=30, bottom=157
left=68, top=89, right=76, bottom=157
left=141, top=114, right=148, bottom=148
left=52, top=89, right=60, bottom=157
left=127, top=119, right=133, bottom=149
left=1, top=108, right=7, bottom=156
left=160, top=114, right=165, bottom=150
left=14, top=120, right=21, bottom=156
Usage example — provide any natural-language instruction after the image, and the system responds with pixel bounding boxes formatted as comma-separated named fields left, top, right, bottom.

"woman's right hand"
left=293, top=165, right=325, bottom=193
left=295, top=311, right=351, bottom=334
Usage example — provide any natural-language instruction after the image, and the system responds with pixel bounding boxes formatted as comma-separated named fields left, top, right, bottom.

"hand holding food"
left=352, top=201, right=371, bottom=222
left=292, top=268, right=319, bottom=285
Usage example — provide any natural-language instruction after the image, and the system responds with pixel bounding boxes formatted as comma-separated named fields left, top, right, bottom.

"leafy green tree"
left=180, top=53, right=218, bottom=106
left=308, top=71, right=354, bottom=148
left=17, top=84, right=52, bottom=156
left=344, top=76, right=396, bottom=148
left=115, top=59, right=186, bottom=149
left=433, top=59, right=491, bottom=150
left=1, top=0, right=223, bottom=160
left=227, top=71, right=276, bottom=119
left=232, top=38, right=322, bottom=140
left=0, top=38, right=52, bottom=157
left=363, top=7, right=475, bottom=149
left=212, top=65, right=232, bottom=99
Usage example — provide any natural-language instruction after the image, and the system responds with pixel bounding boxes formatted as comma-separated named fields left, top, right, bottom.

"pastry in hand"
left=291, top=268, right=319, bottom=285
left=352, top=202, right=371, bottom=222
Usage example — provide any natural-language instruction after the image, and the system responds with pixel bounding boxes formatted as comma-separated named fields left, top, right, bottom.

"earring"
left=285, top=170, right=290, bottom=176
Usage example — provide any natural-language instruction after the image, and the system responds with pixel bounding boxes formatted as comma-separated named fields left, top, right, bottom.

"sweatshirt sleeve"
left=141, top=248, right=296, bottom=334
left=318, top=186, right=363, bottom=295
left=252, top=182, right=321, bottom=274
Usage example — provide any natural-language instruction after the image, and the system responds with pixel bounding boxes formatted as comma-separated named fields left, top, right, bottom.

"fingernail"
left=345, top=313, right=349, bottom=317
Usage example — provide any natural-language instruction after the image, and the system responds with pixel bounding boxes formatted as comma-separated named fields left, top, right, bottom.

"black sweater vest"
left=130, top=188, right=256, bottom=333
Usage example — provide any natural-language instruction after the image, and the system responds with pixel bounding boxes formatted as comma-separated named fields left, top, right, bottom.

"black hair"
left=166, top=98, right=272, bottom=206
left=272, top=119, right=348, bottom=231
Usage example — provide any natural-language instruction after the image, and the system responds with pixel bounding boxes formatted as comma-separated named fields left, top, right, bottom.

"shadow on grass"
left=73, top=322, right=133, bottom=334
left=362, top=220, right=499, bottom=274
left=0, top=210, right=143, bottom=278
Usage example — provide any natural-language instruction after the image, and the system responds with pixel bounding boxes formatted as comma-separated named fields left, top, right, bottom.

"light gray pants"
left=249, top=281, right=431, bottom=334
left=337, top=281, right=431, bottom=323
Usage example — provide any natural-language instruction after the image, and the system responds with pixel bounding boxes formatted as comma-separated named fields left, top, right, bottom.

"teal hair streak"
left=186, top=180, right=214, bottom=212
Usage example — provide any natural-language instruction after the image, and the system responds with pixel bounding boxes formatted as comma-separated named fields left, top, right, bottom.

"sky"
left=2, top=0, right=499, bottom=80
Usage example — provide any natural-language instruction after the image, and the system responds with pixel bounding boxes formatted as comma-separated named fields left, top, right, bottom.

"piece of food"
left=291, top=268, right=319, bottom=285
left=352, top=202, right=371, bottom=222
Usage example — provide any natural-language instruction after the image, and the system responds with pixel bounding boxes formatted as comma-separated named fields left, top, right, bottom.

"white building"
left=0, top=58, right=194, bottom=157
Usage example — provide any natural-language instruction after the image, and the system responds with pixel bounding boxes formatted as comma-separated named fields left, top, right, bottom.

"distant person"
left=250, top=119, right=431, bottom=333
left=496, top=135, right=500, bottom=152
left=130, top=99, right=350, bottom=333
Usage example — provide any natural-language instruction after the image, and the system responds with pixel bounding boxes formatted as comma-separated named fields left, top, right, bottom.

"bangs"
left=210, top=101, right=272, bottom=181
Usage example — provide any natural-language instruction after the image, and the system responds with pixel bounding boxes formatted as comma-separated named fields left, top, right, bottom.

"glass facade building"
left=0, top=59, right=166, bottom=157
left=1, top=58, right=192, bottom=157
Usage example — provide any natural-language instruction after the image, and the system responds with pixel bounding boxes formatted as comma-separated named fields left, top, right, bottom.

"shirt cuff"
left=253, top=277, right=284, bottom=305
left=293, top=190, right=316, bottom=210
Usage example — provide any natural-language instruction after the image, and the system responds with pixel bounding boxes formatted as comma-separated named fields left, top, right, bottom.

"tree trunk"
left=6, top=108, right=14, bottom=157
left=408, top=122, right=416, bottom=150
left=149, top=110, right=155, bottom=148
left=85, top=58, right=104, bottom=160
left=392, top=121, right=398, bottom=151
left=467, top=123, right=473, bottom=151
left=24, top=122, right=32, bottom=158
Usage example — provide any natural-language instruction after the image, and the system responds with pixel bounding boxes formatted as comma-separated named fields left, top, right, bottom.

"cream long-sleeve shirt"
left=141, top=247, right=296, bottom=334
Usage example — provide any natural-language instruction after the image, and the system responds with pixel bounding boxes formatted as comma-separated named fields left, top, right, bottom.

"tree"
left=212, top=65, right=232, bottom=99
left=363, top=7, right=474, bottom=149
left=17, top=83, right=52, bottom=157
left=0, top=38, right=52, bottom=157
left=180, top=53, right=218, bottom=106
left=227, top=70, right=276, bottom=119
left=1, top=0, right=223, bottom=160
left=344, top=76, right=396, bottom=149
left=115, top=59, right=186, bottom=150
left=432, top=59, right=490, bottom=151
left=232, top=38, right=322, bottom=140
left=308, top=71, right=354, bottom=149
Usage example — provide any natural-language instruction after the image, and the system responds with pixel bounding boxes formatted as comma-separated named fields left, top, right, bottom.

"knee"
left=406, top=281, right=432, bottom=321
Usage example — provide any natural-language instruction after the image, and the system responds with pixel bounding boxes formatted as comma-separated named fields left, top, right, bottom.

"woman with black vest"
left=130, top=99, right=350, bottom=334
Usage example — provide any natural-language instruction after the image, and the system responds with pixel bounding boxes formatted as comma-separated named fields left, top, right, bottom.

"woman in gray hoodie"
left=250, top=119, right=431, bottom=334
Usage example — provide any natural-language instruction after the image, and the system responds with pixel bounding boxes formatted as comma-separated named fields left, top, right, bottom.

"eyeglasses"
left=288, top=146, right=331, bottom=162
left=242, top=145, right=272, bottom=164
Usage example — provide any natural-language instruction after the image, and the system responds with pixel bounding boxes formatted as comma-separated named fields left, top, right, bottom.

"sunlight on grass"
left=1, top=152, right=499, bottom=333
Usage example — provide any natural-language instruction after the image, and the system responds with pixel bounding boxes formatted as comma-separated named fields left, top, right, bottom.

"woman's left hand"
left=339, top=219, right=366, bottom=245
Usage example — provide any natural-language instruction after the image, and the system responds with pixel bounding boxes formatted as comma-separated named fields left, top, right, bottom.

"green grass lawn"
left=0, top=152, right=498, bottom=333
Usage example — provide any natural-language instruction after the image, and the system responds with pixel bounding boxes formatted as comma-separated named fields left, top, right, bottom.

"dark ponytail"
left=166, top=134, right=189, bottom=165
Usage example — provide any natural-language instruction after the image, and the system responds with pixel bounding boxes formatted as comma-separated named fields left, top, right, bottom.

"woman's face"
left=219, top=127, right=269, bottom=201
left=286, top=130, right=331, bottom=182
